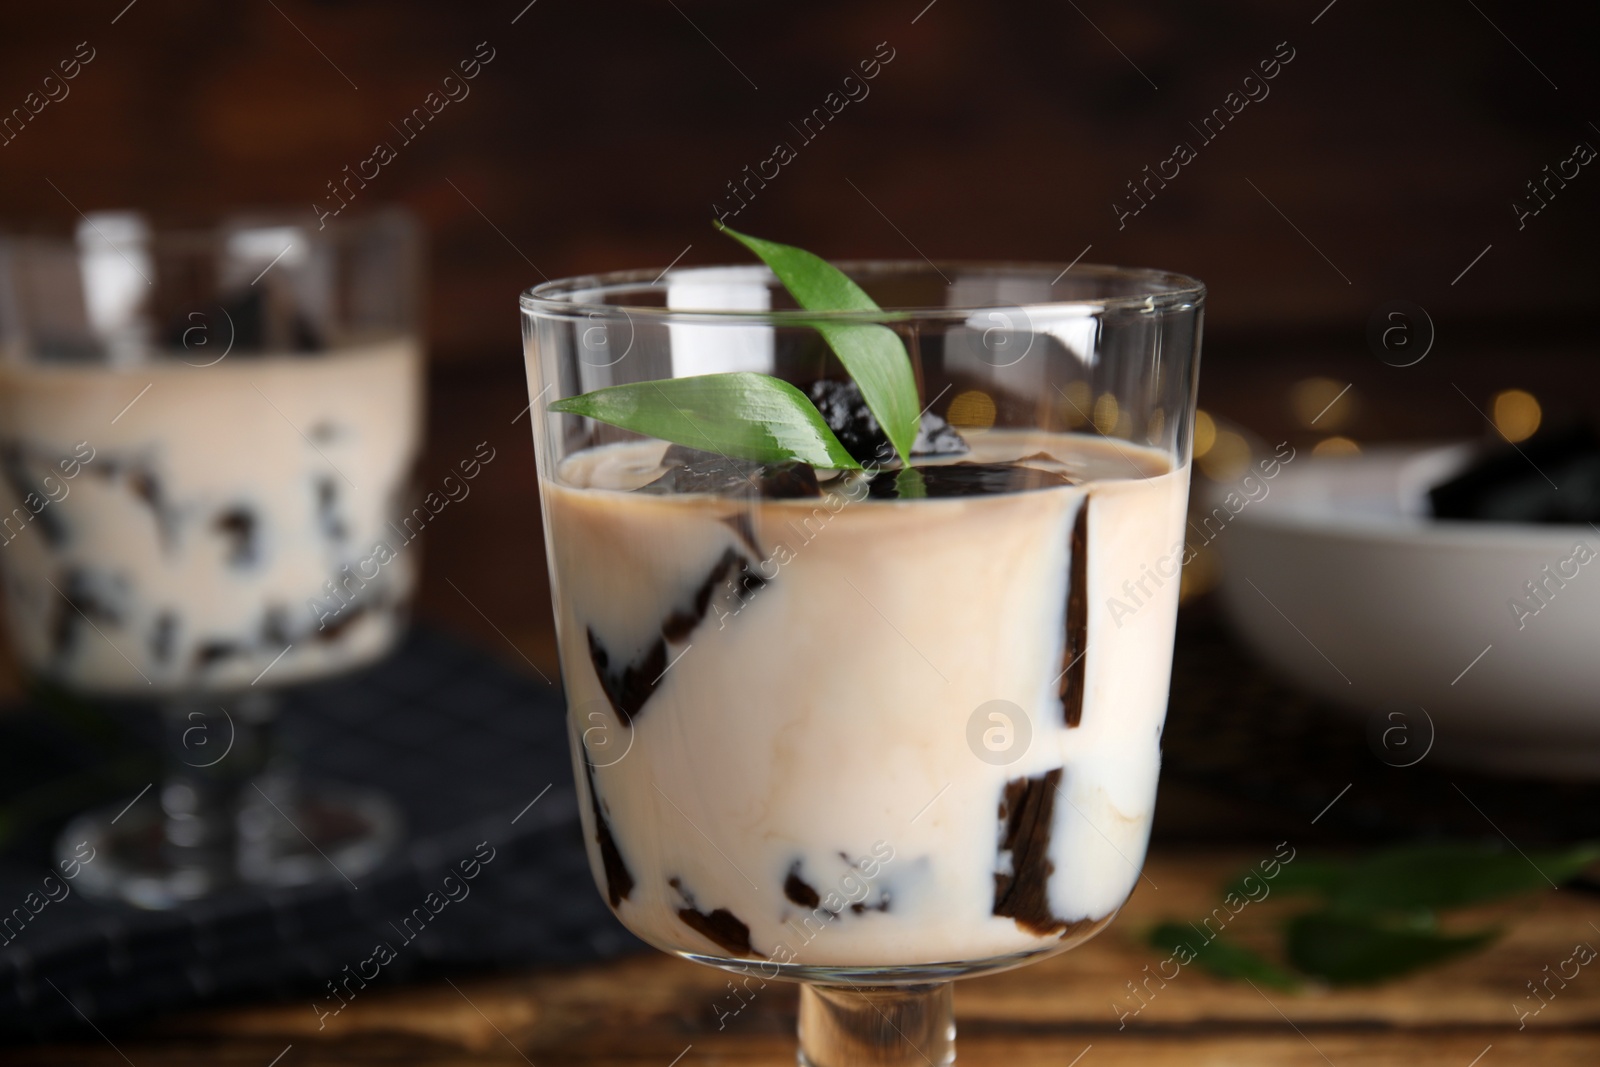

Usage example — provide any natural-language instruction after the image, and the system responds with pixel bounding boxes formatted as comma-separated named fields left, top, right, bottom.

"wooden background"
left=13, top=851, right=1600, bottom=1065
left=3, top=0, right=1592, bottom=659
left=2, top=0, right=1597, bottom=353
left=0, top=0, right=1595, bottom=724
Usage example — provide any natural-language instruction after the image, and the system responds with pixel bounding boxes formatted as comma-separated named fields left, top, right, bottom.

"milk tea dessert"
left=545, top=420, right=1188, bottom=969
left=0, top=339, right=422, bottom=694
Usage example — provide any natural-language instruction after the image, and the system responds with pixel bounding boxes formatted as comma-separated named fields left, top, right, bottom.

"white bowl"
left=1210, top=443, right=1600, bottom=778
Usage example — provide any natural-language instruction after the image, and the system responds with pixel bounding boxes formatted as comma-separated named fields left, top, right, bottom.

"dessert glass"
left=0, top=209, right=423, bottom=907
left=521, top=261, right=1203, bottom=1065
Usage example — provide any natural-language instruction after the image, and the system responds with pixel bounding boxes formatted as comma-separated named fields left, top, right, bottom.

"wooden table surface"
left=12, top=850, right=1599, bottom=1066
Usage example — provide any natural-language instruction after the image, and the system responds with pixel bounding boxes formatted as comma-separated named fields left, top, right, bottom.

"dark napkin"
left=0, top=628, right=639, bottom=1041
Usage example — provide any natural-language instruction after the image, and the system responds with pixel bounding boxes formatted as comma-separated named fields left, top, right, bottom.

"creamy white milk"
left=0, top=338, right=422, bottom=694
left=544, top=432, right=1188, bottom=968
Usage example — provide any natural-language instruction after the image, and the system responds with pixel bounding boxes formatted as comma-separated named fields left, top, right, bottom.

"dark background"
left=0, top=0, right=1595, bottom=678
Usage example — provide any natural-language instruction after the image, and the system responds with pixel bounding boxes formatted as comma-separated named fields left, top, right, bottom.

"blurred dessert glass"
left=0, top=209, right=423, bottom=906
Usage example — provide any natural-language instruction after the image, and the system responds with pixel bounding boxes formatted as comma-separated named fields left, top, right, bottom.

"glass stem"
left=798, top=982, right=955, bottom=1067
left=158, top=690, right=277, bottom=883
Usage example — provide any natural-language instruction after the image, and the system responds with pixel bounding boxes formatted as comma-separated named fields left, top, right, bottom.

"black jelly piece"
left=585, top=759, right=634, bottom=907
left=993, top=767, right=1069, bottom=935
left=63, top=569, right=124, bottom=624
left=317, top=478, right=347, bottom=541
left=50, top=569, right=125, bottom=659
left=866, top=461, right=1075, bottom=499
left=918, top=417, right=969, bottom=457
left=721, top=512, right=763, bottom=557
left=808, top=379, right=877, bottom=460
left=127, top=466, right=180, bottom=550
left=587, top=630, right=666, bottom=726
left=589, top=549, right=766, bottom=724
left=1429, top=423, right=1600, bottom=523
left=662, top=548, right=745, bottom=642
left=129, top=468, right=161, bottom=511
left=194, top=642, right=239, bottom=668
left=850, top=896, right=890, bottom=914
left=670, top=877, right=754, bottom=957
left=638, top=444, right=820, bottom=500
left=1062, top=499, right=1088, bottom=728
left=315, top=602, right=366, bottom=641
left=807, top=379, right=970, bottom=464
left=150, top=612, right=177, bottom=664
left=261, top=606, right=292, bottom=646
left=784, top=862, right=821, bottom=908
left=214, top=507, right=257, bottom=567
left=0, top=444, right=67, bottom=546
left=760, top=461, right=823, bottom=499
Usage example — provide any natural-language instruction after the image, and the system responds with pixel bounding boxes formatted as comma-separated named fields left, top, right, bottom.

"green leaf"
left=1225, top=859, right=1347, bottom=901
left=894, top=467, right=926, bottom=499
left=1285, top=911, right=1499, bottom=985
left=1252, top=843, right=1600, bottom=914
left=1352, top=842, right=1600, bottom=911
left=548, top=372, right=862, bottom=470
left=716, top=223, right=920, bottom=466
left=1148, top=922, right=1300, bottom=991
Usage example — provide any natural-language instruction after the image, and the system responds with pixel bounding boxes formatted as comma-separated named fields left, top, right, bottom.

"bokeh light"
left=1289, top=377, right=1355, bottom=430
left=1491, top=389, right=1541, bottom=443
left=1058, top=380, right=1092, bottom=428
left=1198, top=429, right=1251, bottom=481
left=1312, top=436, right=1361, bottom=457
left=1092, top=393, right=1120, bottom=435
left=947, top=389, right=996, bottom=430
left=1193, top=410, right=1217, bottom=458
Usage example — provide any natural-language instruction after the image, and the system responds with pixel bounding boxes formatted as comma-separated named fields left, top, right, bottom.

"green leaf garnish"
left=548, top=373, right=862, bottom=469
left=716, top=223, right=920, bottom=466
left=1285, top=911, right=1499, bottom=985
left=1148, top=923, right=1301, bottom=991
left=546, top=227, right=925, bottom=472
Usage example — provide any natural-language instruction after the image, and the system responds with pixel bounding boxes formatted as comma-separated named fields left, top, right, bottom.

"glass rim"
left=520, top=260, right=1205, bottom=323
left=0, top=205, right=414, bottom=252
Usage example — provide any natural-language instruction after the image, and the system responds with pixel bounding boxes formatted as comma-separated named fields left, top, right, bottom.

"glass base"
left=799, top=983, right=955, bottom=1067
left=58, top=778, right=402, bottom=908
left=675, top=911, right=1114, bottom=986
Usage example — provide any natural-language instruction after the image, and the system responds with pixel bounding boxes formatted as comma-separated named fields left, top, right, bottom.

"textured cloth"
left=0, top=629, right=638, bottom=1040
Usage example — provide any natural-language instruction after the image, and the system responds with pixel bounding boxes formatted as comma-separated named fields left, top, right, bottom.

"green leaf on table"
left=1340, top=842, right=1600, bottom=912
left=1226, top=859, right=1348, bottom=901
left=548, top=372, right=862, bottom=470
left=1285, top=911, right=1499, bottom=985
left=1148, top=922, right=1301, bottom=991
left=1249, top=843, right=1600, bottom=915
left=716, top=223, right=920, bottom=466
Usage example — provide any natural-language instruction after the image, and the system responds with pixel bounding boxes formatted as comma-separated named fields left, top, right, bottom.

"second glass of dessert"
left=0, top=209, right=423, bottom=906
left=522, top=242, right=1203, bottom=1065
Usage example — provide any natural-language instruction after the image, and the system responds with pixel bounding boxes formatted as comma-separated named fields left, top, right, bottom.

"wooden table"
left=12, top=850, right=1598, bottom=1065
